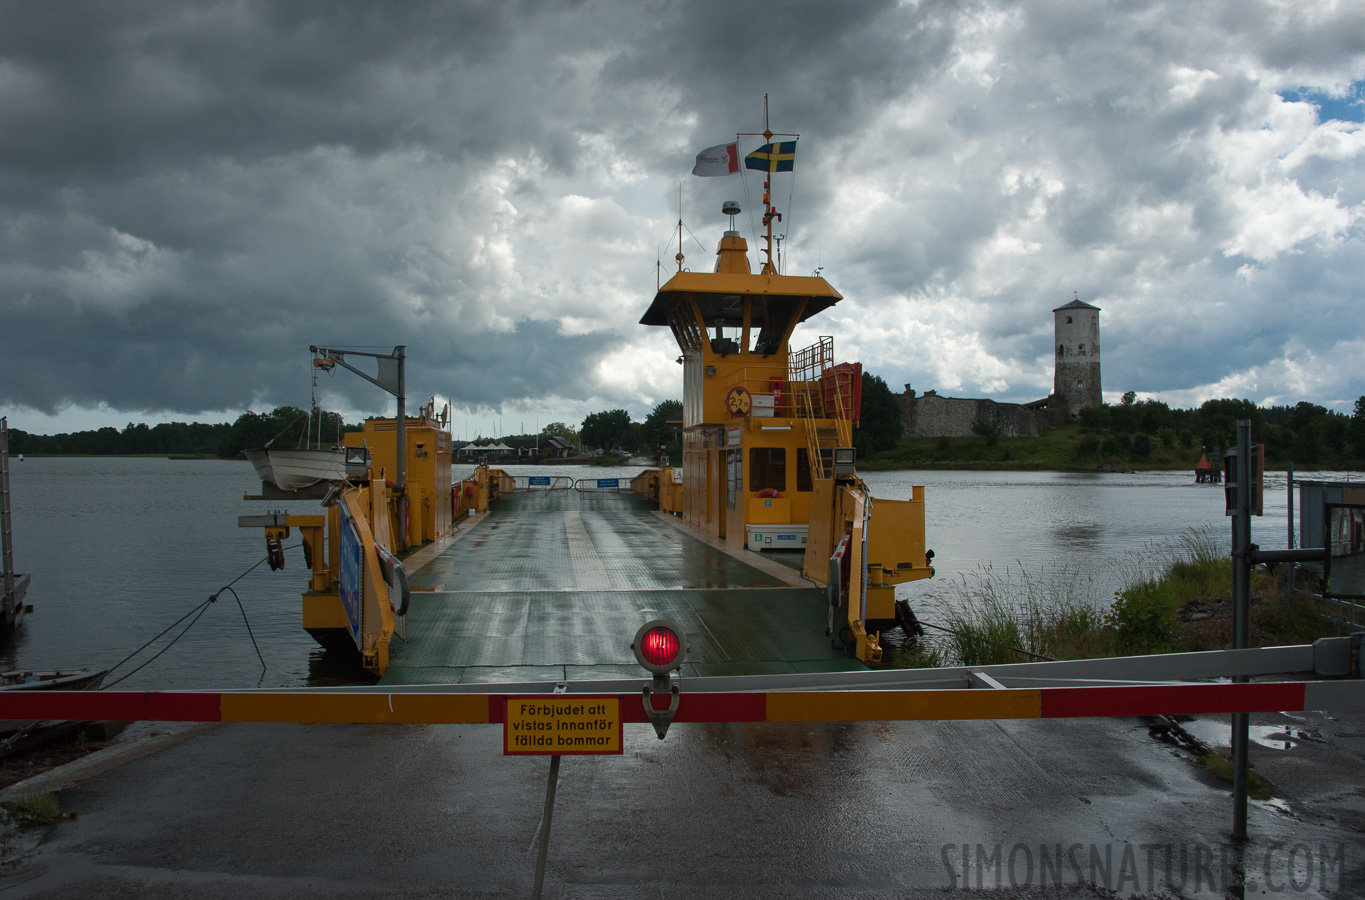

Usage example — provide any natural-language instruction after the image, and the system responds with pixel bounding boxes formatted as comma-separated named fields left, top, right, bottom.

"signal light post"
left=1225, top=419, right=1325, bottom=842
left=633, top=618, right=690, bottom=739
left=522, top=621, right=689, bottom=899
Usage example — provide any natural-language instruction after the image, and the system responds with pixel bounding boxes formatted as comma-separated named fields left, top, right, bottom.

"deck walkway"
left=381, top=490, right=861, bottom=685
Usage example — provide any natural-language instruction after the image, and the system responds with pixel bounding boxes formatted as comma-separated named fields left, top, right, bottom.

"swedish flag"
left=745, top=141, right=796, bottom=173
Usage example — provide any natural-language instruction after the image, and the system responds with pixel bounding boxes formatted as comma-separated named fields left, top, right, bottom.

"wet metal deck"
left=381, top=490, right=861, bottom=685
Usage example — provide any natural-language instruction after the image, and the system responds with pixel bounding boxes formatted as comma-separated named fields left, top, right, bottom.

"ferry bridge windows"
left=748, top=447, right=786, bottom=493
left=796, top=448, right=814, bottom=492
left=711, top=325, right=741, bottom=356
left=748, top=298, right=797, bottom=356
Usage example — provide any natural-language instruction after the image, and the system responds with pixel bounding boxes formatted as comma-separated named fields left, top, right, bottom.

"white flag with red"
left=692, top=141, right=739, bottom=176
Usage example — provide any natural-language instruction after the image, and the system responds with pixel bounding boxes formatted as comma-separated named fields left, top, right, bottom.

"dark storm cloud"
left=1, top=0, right=1362, bottom=429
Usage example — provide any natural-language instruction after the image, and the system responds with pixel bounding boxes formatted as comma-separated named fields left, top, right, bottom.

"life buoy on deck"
left=374, top=543, right=411, bottom=617
left=753, top=488, right=783, bottom=498
left=389, top=561, right=410, bottom=617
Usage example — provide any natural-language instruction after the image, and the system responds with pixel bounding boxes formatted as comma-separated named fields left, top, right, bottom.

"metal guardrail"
left=3, top=637, right=1359, bottom=726
left=573, top=478, right=626, bottom=493
left=513, top=475, right=574, bottom=492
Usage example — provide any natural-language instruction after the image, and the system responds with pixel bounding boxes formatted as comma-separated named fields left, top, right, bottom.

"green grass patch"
left=1, top=792, right=73, bottom=825
left=1200, top=750, right=1274, bottom=799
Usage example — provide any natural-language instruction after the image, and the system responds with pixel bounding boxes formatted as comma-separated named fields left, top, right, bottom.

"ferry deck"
left=377, top=487, right=862, bottom=686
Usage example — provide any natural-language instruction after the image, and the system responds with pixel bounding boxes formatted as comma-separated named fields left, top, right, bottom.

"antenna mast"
left=761, top=95, right=775, bottom=274
left=676, top=183, right=685, bottom=273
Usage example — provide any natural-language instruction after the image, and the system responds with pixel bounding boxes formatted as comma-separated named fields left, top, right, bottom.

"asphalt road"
left=1, top=706, right=1361, bottom=898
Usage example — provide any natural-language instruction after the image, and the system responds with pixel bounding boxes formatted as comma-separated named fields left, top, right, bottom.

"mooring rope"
left=99, top=546, right=290, bottom=689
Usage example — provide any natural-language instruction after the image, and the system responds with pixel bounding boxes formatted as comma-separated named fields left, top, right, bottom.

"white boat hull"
left=243, top=448, right=347, bottom=491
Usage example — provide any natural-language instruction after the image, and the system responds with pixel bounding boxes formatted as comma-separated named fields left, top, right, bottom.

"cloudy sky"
left=2, top=0, right=1363, bottom=437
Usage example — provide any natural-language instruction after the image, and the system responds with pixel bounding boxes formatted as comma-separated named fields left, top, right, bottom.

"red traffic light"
left=639, top=626, right=680, bottom=667
left=632, top=619, right=689, bottom=674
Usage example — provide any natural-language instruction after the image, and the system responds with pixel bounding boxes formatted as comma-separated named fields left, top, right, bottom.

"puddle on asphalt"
left=1253, top=797, right=1294, bottom=817
left=1181, top=718, right=1312, bottom=750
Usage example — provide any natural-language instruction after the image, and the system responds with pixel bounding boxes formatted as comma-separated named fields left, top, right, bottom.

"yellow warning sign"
left=504, top=696, right=622, bottom=755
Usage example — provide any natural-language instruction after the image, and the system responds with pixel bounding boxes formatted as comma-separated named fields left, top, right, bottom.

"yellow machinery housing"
left=243, top=402, right=457, bottom=676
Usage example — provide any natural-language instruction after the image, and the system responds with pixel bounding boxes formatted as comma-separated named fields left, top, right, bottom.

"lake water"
left=3, top=458, right=1355, bottom=690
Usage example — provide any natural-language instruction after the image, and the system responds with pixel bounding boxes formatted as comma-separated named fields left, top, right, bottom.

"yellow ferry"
left=242, top=120, right=934, bottom=680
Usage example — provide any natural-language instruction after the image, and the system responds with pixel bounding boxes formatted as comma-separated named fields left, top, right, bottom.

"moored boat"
left=0, top=668, right=107, bottom=737
left=0, top=668, right=107, bottom=692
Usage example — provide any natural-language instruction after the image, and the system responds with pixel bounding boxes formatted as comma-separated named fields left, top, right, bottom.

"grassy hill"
left=860, top=422, right=1348, bottom=472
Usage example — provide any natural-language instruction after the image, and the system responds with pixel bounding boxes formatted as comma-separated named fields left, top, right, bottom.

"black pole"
left=1287, top=461, right=1296, bottom=596
left=531, top=754, right=561, bottom=900
left=1231, top=419, right=1252, bottom=841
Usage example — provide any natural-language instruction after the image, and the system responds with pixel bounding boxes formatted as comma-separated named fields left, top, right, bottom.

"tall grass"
left=914, top=561, right=1113, bottom=665
left=899, top=526, right=1240, bottom=667
left=1107, top=526, right=1229, bottom=653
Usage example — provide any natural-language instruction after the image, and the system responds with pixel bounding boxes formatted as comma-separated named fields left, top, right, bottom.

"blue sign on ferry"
left=339, top=502, right=364, bottom=650
left=597, top=479, right=619, bottom=488
left=529, top=476, right=551, bottom=486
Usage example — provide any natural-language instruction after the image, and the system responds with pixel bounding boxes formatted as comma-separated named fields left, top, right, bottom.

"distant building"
left=898, top=298, right=1102, bottom=437
left=1051, top=298, right=1102, bottom=421
left=899, top=388, right=1049, bottom=438
left=540, top=435, right=575, bottom=458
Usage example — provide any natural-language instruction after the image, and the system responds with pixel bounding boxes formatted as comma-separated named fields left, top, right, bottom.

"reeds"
left=899, top=525, right=1233, bottom=667
left=913, top=561, right=1112, bottom=665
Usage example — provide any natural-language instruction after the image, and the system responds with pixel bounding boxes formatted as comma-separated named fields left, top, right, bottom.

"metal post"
left=1231, top=419, right=1252, bottom=841
left=395, top=346, right=406, bottom=551
left=0, top=418, right=13, bottom=605
left=531, top=754, right=561, bottom=900
left=1286, top=461, right=1296, bottom=597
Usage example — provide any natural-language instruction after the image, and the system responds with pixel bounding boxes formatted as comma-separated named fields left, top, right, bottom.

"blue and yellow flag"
left=745, top=141, right=796, bottom=173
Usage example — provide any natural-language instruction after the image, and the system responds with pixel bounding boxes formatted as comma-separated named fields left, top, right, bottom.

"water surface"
left=2, top=458, right=1351, bottom=689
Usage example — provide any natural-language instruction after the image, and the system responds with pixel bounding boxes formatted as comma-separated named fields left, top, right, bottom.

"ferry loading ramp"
left=378, top=487, right=863, bottom=687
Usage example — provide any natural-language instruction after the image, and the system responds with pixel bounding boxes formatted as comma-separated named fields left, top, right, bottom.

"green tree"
left=1350, top=397, right=1365, bottom=458
left=1078, top=405, right=1110, bottom=432
left=218, top=406, right=322, bottom=458
left=641, top=400, right=683, bottom=459
left=542, top=422, right=579, bottom=442
left=853, top=373, right=902, bottom=457
left=580, top=409, right=632, bottom=451
left=970, top=419, right=1001, bottom=448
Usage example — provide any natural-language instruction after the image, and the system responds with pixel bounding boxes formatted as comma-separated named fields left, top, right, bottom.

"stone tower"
left=1053, top=298, right=1101, bottom=420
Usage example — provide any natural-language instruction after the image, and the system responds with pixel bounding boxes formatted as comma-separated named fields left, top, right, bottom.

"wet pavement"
left=3, top=491, right=1362, bottom=897
left=1, top=704, right=1362, bottom=898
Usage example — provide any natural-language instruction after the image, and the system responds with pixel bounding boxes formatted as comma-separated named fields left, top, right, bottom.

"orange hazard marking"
left=765, top=689, right=1042, bottom=722
left=219, top=693, right=490, bottom=724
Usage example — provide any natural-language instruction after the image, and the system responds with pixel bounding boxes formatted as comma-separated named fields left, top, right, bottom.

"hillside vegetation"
left=860, top=392, right=1365, bottom=472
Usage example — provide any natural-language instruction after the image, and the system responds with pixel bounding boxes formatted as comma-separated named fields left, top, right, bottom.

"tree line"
left=8, top=407, right=354, bottom=458
left=1077, top=393, right=1365, bottom=465
left=11, top=389, right=1362, bottom=468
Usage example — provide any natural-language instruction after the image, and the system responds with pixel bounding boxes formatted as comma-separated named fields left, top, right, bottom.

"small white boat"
left=0, top=668, right=106, bottom=692
left=0, top=668, right=108, bottom=739
left=243, top=447, right=347, bottom=491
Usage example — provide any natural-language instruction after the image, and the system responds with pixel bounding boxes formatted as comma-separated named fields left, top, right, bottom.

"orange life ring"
left=754, top=488, right=783, bottom=498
